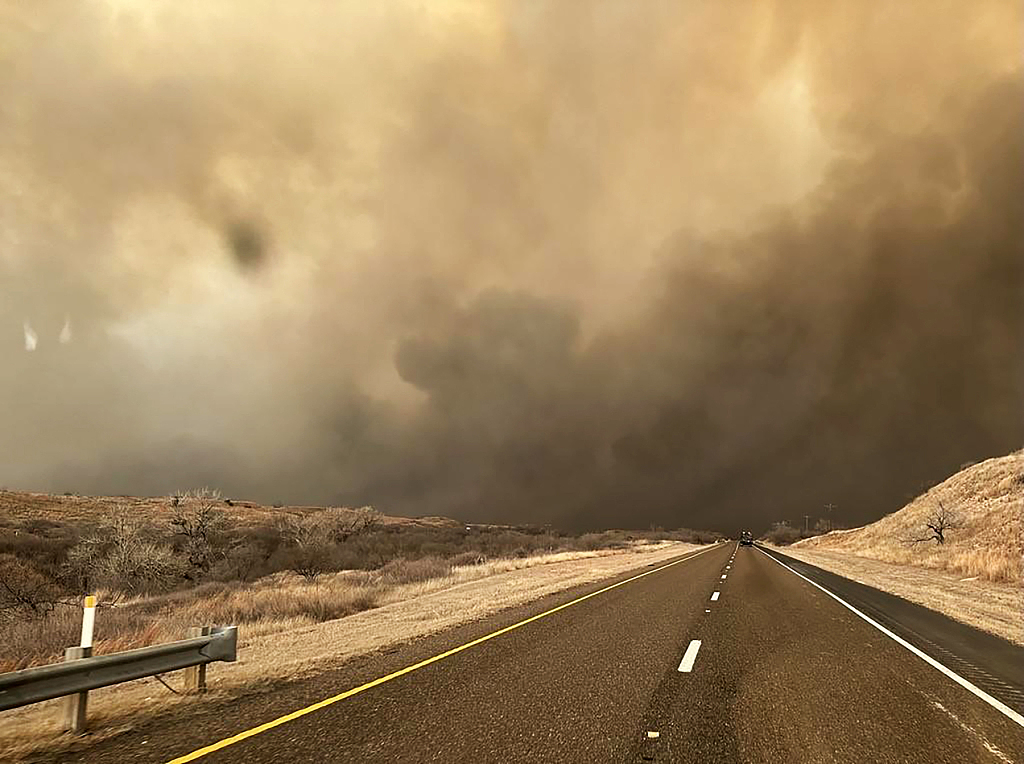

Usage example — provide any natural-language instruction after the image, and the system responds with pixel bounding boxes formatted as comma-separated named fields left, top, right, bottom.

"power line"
left=824, top=503, right=836, bottom=532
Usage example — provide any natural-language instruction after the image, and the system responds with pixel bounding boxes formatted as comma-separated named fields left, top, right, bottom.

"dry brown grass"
left=0, top=577, right=386, bottom=674
left=0, top=541, right=701, bottom=761
left=795, top=450, right=1024, bottom=584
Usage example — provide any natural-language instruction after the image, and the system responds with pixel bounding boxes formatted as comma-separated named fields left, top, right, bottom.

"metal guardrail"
left=0, top=626, right=237, bottom=713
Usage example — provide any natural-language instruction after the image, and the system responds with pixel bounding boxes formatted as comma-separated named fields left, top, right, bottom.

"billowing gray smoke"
left=1, top=1, right=1021, bottom=532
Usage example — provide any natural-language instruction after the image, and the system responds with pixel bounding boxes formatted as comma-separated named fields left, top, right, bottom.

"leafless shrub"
left=282, top=507, right=381, bottom=582
left=0, top=554, right=62, bottom=620
left=170, top=488, right=226, bottom=581
left=64, top=510, right=182, bottom=595
left=211, top=541, right=267, bottom=582
left=905, top=500, right=963, bottom=545
left=323, top=506, right=380, bottom=542
left=763, top=522, right=802, bottom=545
left=281, top=515, right=333, bottom=583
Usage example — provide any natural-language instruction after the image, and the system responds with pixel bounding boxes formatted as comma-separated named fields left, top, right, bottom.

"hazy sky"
left=2, top=0, right=1021, bottom=532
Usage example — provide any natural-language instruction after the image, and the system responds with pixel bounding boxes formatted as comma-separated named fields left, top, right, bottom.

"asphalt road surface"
left=39, top=542, right=1024, bottom=763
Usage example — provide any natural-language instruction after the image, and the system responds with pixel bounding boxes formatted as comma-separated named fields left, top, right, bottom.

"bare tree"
left=170, top=488, right=225, bottom=581
left=65, top=510, right=182, bottom=595
left=906, top=501, right=963, bottom=545
left=282, top=514, right=331, bottom=583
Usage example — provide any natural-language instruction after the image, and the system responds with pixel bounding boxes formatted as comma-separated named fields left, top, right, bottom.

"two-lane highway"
left=45, top=542, right=1024, bottom=763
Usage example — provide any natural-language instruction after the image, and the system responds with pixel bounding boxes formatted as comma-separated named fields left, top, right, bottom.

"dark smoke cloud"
left=1, top=1, right=1021, bottom=533
left=225, top=220, right=269, bottom=271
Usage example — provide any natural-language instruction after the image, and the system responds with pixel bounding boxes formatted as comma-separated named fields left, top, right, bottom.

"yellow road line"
left=167, top=543, right=722, bottom=763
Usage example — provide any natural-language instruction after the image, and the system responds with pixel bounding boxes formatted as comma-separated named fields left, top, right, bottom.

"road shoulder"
left=776, top=544, right=1023, bottom=646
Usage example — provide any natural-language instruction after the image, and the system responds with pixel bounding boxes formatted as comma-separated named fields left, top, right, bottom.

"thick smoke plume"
left=1, top=1, right=1021, bottom=532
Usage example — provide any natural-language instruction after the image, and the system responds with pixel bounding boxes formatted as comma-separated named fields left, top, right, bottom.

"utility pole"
left=824, top=503, right=836, bottom=532
left=803, top=514, right=810, bottom=534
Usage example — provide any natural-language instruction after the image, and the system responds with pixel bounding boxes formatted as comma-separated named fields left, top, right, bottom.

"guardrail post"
left=62, top=646, right=92, bottom=734
left=1, top=625, right=237, bottom=716
left=184, top=627, right=211, bottom=693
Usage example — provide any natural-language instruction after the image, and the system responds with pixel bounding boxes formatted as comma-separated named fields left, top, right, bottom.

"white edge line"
left=756, top=547, right=1024, bottom=729
left=677, top=639, right=702, bottom=672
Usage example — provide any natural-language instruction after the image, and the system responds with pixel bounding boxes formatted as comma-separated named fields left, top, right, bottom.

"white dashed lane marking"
left=677, top=640, right=702, bottom=673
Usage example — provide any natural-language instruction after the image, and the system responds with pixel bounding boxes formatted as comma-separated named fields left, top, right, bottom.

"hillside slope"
left=795, top=450, right=1023, bottom=584
left=0, top=489, right=460, bottom=530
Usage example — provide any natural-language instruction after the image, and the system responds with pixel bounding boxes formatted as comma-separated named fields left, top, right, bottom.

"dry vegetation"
left=0, top=489, right=716, bottom=673
left=794, top=450, right=1024, bottom=584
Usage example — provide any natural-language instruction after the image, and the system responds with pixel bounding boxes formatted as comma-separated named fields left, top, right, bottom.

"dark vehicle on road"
left=740, top=530, right=754, bottom=545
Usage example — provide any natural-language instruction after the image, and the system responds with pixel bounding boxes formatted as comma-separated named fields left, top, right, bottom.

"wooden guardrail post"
left=61, top=646, right=92, bottom=734
left=184, top=627, right=211, bottom=693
